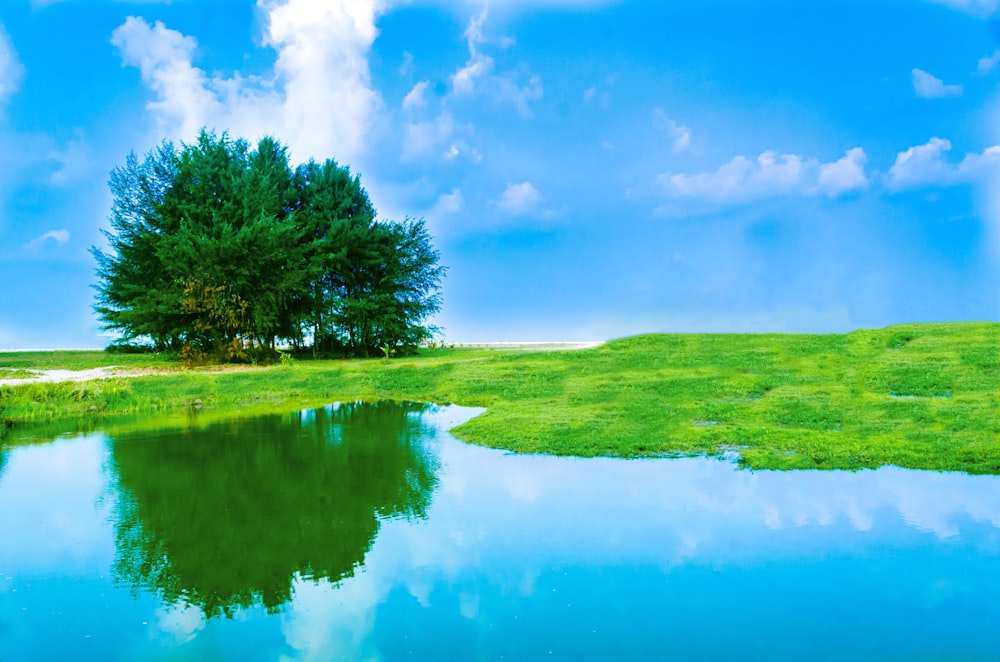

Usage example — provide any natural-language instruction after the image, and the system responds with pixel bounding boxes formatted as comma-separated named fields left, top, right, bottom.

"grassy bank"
left=1, top=323, right=998, bottom=472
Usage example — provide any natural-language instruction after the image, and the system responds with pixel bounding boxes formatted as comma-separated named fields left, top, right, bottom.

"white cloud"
left=402, top=80, right=430, bottom=111
left=926, top=0, right=998, bottom=15
left=451, top=8, right=494, bottom=97
left=398, top=50, right=414, bottom=76
left=48, top=137, right=94, bottom=186
left=653, top=109, right=691, bottom=153
left=667, top=152, right=805, bottom=199
left=885, top=137, right=1000, bottom=190
left=0, top=24, right=24, bottom=106
left=448, top=7, right=543, bottom=117
left=401, top=112, right=480, bottom=162
left=431, top=188, right=464, bottom=216
left=912, top=68, right=963, bottom=99
left=885, top=137, right=953, bottom=189
left=657, top=147, right=869, bottom=205
left=397, top=7, right=545, bottom=163
left=112, top=0, right=384, bottom=165
left=111, top=18, right=220, bottom=140
left=978, top=50, right=1000, bottom=74
left=494, top=74, right=542, bottom=118
left=26, top=229, right=70, bottom=250
left=402, top=115, right=452, bottom=161
left=497, top=181, right=542, bottom=216
left=817, top=147, right=868, bottom=196
left=264, top=0, right=383, bottom=161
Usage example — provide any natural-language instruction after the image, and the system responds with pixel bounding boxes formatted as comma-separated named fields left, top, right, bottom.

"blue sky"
left=1, top=0, right=998, bottom=348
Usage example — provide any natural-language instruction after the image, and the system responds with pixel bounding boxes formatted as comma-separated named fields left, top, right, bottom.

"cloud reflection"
left=274, top=409, right=1000, bottom=658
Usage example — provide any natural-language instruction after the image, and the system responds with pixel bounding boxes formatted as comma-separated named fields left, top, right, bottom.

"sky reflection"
left=1, top=404, right=999, bottom=661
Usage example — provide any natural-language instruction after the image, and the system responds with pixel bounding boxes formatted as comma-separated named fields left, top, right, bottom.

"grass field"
left=1, top=322, right=998, bottom=472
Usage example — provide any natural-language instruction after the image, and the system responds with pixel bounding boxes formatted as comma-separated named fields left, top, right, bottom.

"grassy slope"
left=1, top=323, right=997, bottom=472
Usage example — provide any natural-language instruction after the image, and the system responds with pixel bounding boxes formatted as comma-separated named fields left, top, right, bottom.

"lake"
left=2, top=401, right=999, bottom=661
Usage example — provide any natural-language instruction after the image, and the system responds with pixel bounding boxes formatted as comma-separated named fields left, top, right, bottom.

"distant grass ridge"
left=1, top=322, right=998, bottom=473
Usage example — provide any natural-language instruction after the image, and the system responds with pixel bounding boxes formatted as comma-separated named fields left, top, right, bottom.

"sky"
left=0, top=0, right=999, bottom=348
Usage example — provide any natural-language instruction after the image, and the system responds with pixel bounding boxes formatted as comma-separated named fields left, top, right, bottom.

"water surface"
left=2, top=401, right=999, bottom=660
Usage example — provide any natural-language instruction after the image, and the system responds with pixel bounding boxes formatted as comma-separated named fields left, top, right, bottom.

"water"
left=1, top=401, right=999, bottom=661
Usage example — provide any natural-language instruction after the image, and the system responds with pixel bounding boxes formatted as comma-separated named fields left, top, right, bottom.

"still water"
left=1, top=401, right=999, bottom=661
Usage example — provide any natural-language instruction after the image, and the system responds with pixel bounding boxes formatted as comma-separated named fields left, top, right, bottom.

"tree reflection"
left=110, top=401, right=439, bottom=617
left=0, top=422, right=11, bottom=478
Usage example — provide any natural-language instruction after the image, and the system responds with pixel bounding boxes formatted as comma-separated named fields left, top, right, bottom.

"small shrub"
left=886, top=332, right=916, bottom=350
left=105, top=341, right=158, bottom=354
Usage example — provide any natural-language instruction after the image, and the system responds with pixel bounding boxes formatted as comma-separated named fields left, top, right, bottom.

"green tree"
left=292, top=159, right=376, bottom=355
left=156, top=132, right=304, bottom=359
left=94, top=129, right=444, bottom=360
left=93, top=141, right=182, bottom=349
left=334, top=219, right=444, bottom=357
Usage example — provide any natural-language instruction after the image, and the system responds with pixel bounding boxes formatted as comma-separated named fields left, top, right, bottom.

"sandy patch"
left=0, top=367, right=147, bottom=387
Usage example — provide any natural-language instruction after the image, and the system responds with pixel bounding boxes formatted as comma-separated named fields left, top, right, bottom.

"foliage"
left=93, top=141, right=181, bottom=348
left=93, top=130, right=443, bottom=361
left=2, top=323, right=998, bottom=473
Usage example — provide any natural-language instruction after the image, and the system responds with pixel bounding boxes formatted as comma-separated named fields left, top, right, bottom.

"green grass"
left=0, top=350, right=179, bottom=371
left=0, top=368, right=38, bottom=380
left=1, top=322, right=998, bottom=473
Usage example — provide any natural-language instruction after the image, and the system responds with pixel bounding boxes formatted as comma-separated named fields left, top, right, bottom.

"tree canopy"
left=93, top=130, right=444, bottom=360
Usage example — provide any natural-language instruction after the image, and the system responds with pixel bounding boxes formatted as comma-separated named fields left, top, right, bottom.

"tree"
left=93, top=129, right=444, bottom=361
left=155, top=132, right=304, bottom=356
left=93, top=141, right=182, bottom=349
left=333, top=219, right=444, bottom=356
left=291, top=158, right=376, bottom=355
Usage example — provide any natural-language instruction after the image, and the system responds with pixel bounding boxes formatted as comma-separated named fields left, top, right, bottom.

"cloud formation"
left=653, top=109, right=691, bottom=153
left=0, top=24, right=24, bottom=106
left=398, top=7, right=544, bottom=165
left=657, top=147, right=868, bottom=204
left=111, top=18, right=221, bottom=140
left=402, top=80, right=430, bottom=111
left=885, top=137, right=1000, bottom=190
left=497, top=181, right=542, bottom=216
left=48, top=137, right=94, bottom=186
left=926, top=0, right=999, bottom=15
left=978, top=50, right=1000, bottom=74
left=817, top=147, right=869, bottom=196
left=431, top=188, right=464, bottom=216
left=912, top=68, right=963, bottom=98
left=112, top=0, right=384, bottom=164
left=449, top=7, right=542, bottom=117
left=451, top=8, right=493, bottom=97
left=26, top=229, right=70, bottom=249
left=401, top=112, right=480, bottom=162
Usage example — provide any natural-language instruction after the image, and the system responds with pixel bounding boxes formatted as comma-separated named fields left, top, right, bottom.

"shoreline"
left=1, top=323, right=997, bottom=473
